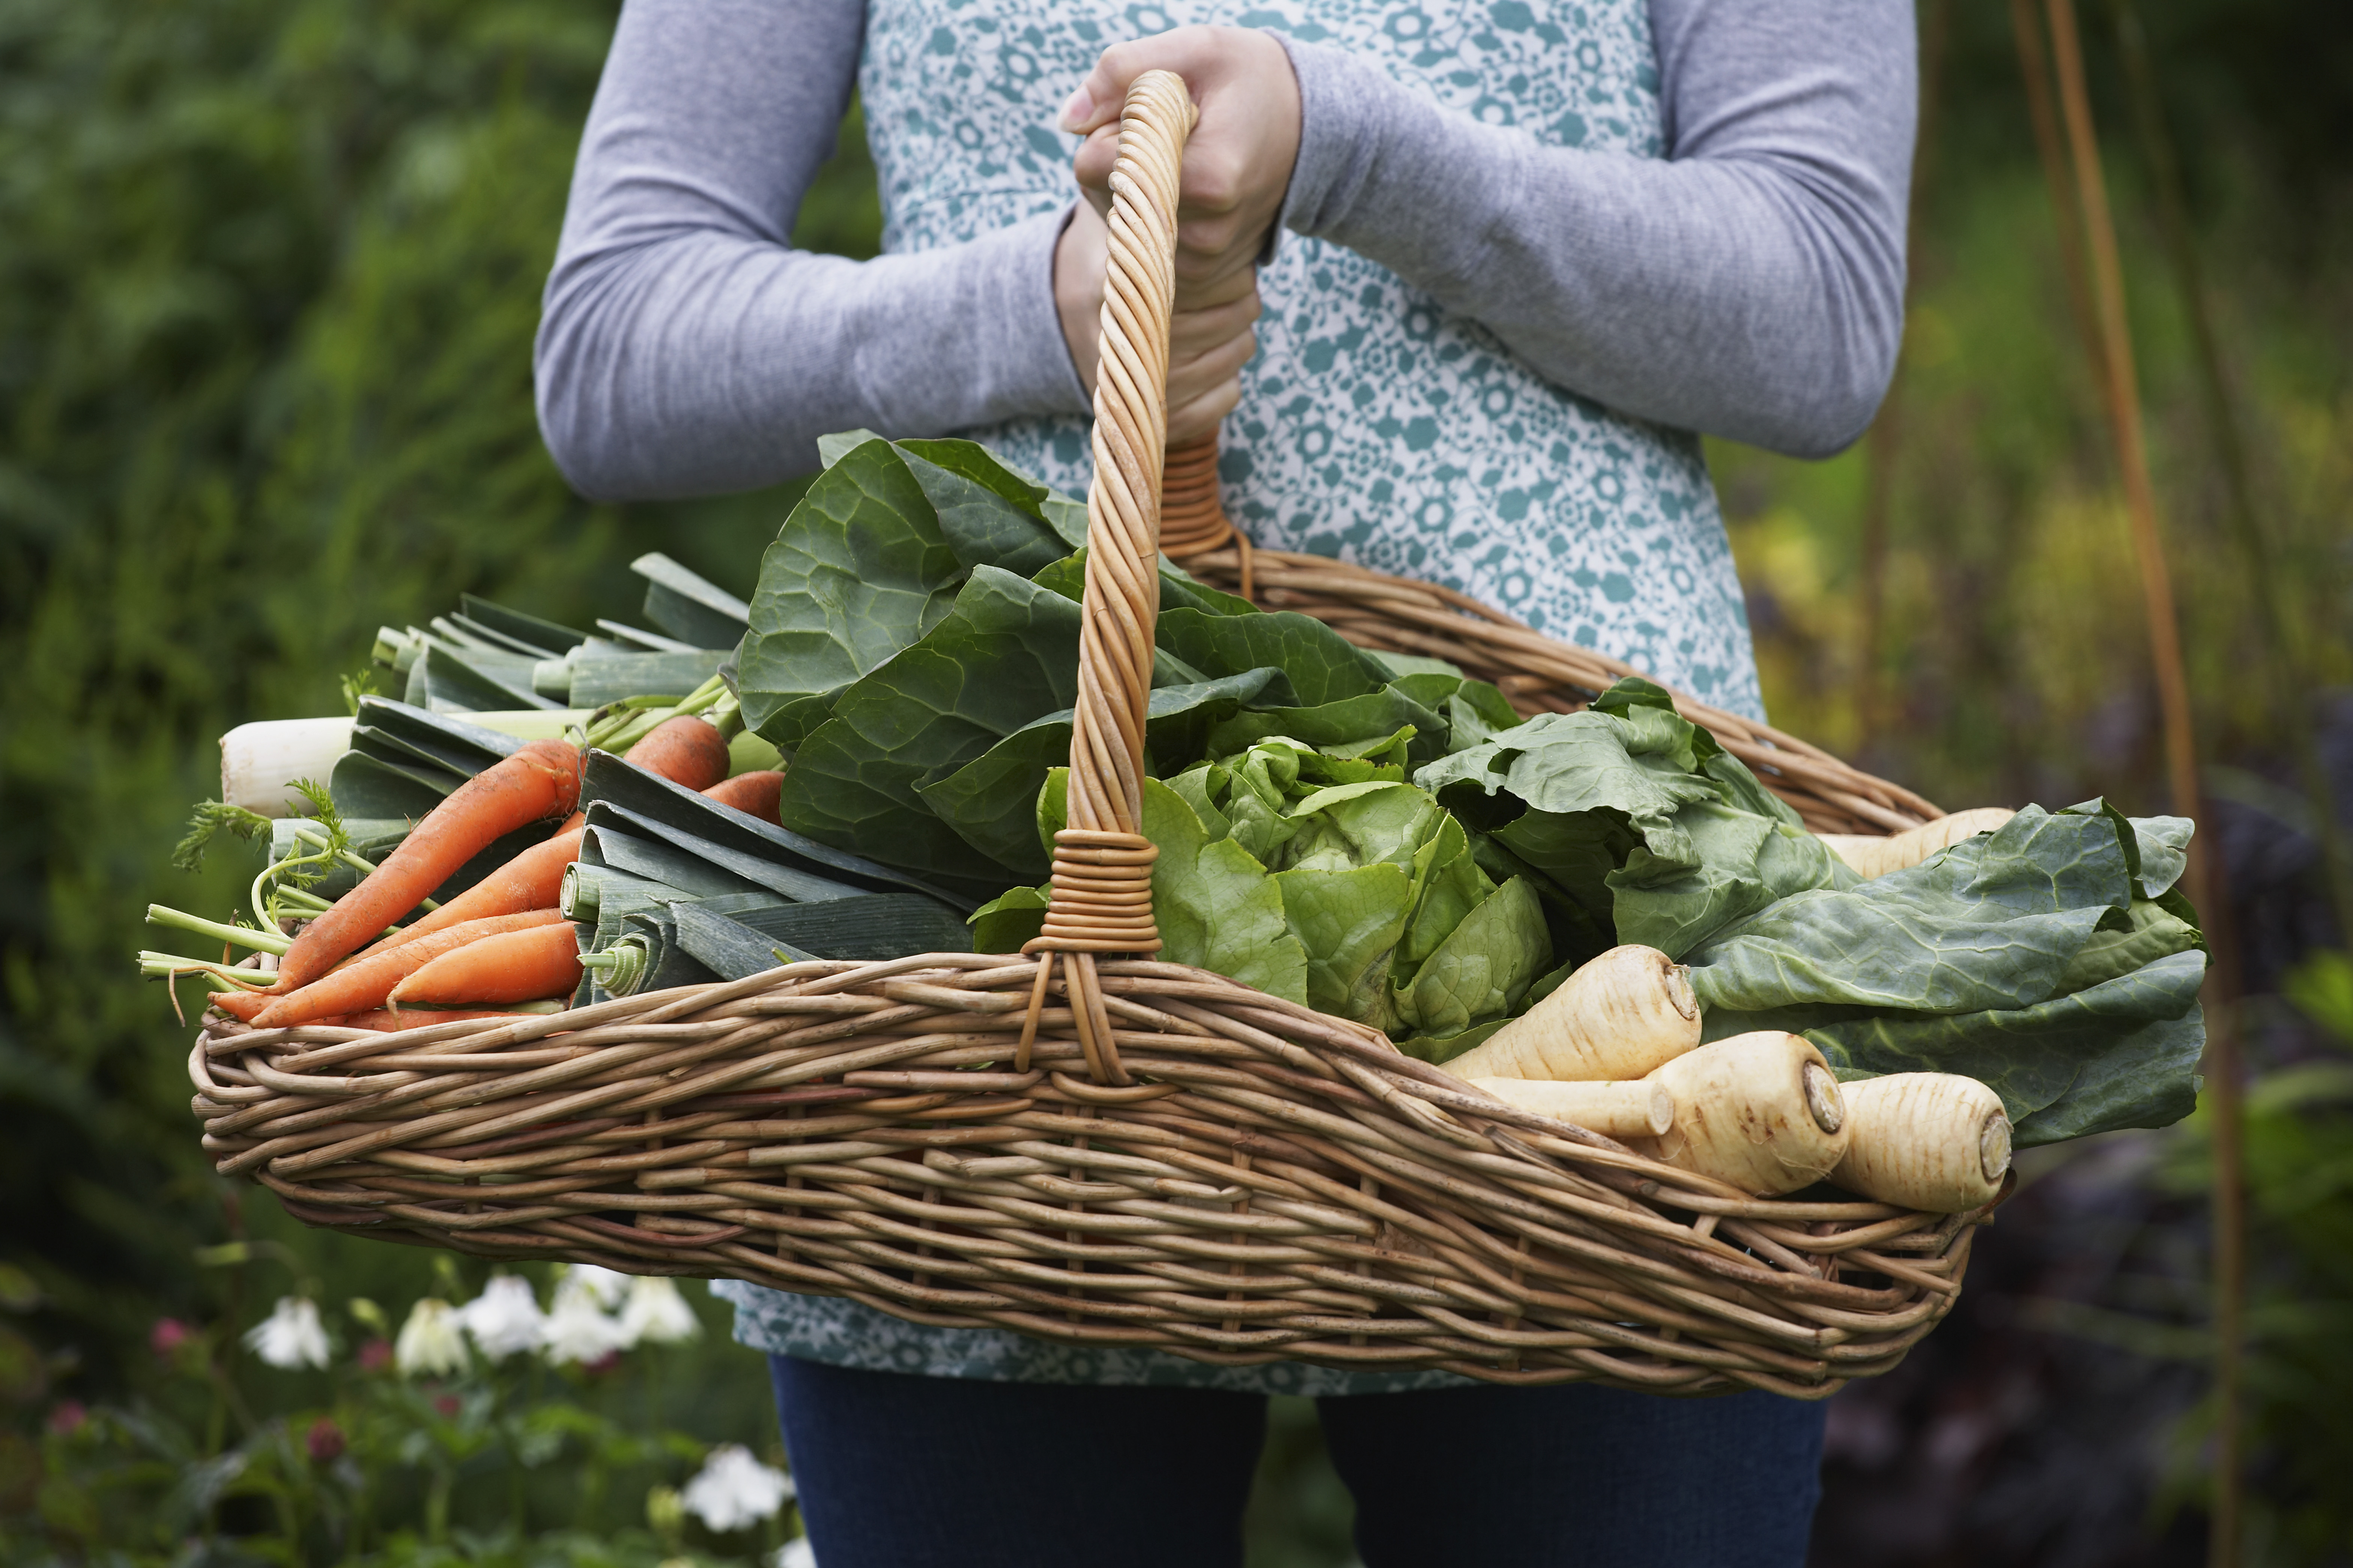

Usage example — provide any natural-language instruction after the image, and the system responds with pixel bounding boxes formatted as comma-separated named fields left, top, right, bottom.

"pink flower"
left=47, top=1401, right=87, bottom=1436
left=433, top=1394, right=462, bottom=1419
left=150, top=1319, right=192, bottom=1358
left=306, top=1417, right=346, bottom=1464
left=356, top=1338, right=394, bottom=1374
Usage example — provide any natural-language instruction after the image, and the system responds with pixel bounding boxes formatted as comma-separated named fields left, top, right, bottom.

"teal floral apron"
left=717, top=0, right=1767, bottom=1391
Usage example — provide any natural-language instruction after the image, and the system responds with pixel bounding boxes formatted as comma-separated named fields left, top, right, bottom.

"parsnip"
left=1820, top=807, right=2016, bottom=880
left=1830, top=1073, right=2011, bottom=1212
left=1441, top=945, right=1699, bottom=1082
left=1637, top=1032, right=1850, bottom=1196
left=1464, top=1077, right=1675, bottom=1140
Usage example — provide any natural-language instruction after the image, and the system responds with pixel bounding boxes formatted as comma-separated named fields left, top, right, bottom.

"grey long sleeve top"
left=536, top=0, right=1915, bottom=502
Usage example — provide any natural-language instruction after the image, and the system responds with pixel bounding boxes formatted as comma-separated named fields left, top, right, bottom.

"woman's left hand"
left=1060, top=27, right=1302, bottom=315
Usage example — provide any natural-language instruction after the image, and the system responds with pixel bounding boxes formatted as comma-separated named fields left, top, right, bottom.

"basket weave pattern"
left=188, top=75, right=1987, bottom=1397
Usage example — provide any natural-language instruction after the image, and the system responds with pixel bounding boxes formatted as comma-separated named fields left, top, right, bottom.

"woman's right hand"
left=1055, top=197, right=1260, bottom=447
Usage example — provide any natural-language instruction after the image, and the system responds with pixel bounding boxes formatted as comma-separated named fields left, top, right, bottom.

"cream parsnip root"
left=1820, top=807, right=2017, bottom=880
left=1830, top=1073, right=2012, bottom=1212
left=1441, top=945, right=1699, bottom=1082
left=1638, top=1032, right=1851, bottom=1196
left=1464, top=1077, right=1675, bottom=1140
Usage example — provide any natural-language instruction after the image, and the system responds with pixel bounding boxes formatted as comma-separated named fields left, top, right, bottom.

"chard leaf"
left=738, top=439, right=964, bottom=746
left=1711, top=949, right=2206, bottom=1146
left=774, top=567, right=1083, bottom=897
left=1608, top=801, right=1855, bottom=959
left=2055, top=899, right=2203, bottom=991
left=917, top=668, right=1287, bottom=879
left=1273, top=864, right=1415, bottom=1034
left=1687, top=806, right=2135, bottom=1015
left=1155, top=607, right=1394, bottom=707
left=1392, top=875, right=1550, bottom=1039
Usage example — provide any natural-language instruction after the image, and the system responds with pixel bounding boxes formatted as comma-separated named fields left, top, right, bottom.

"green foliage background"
left=0, top=0, right=2347, bottom=1561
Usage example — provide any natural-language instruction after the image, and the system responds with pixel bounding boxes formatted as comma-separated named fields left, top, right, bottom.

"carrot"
left=254, top=910, right=567, bottom=1028
left=623, top=716, right=730, bottom=791
left=334, top=1008, right=547, bottom=1033
left=208, top=990, right=272, bottom=1023
left=270, top=740, right=580, bottom=992
left=390, top=920, right=583, bottom=1007
left=353, top=828, right=583, bottom=957
left=702, top=770, right=784, bottom=825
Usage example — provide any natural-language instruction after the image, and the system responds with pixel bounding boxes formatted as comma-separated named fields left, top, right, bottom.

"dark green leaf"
left=737, top=438, right=964, bottom=745
left=918, top=668, right=1287, bottom=878
left=774, top=566, right=1085, bottom=896
left=1153, top=606, right=1394, bottom=707
left=1205, top=683, right=1451, bottom=768
left=894, top=440, right=1068, bottom=577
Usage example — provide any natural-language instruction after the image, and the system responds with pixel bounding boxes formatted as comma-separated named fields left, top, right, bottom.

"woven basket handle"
left=1018, top=71, right=1198, bottom=1084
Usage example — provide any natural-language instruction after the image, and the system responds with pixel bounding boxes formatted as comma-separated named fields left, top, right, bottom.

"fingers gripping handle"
left=1021, top=70, right=1197, bottom=1085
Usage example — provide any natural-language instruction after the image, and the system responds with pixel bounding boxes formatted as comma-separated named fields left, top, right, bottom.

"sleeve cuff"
left=1270, top=35, right=1396, bottom=249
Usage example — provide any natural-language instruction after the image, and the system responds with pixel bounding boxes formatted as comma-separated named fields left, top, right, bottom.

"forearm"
left=538, top=214, right=1082, bottom=500
left=1275, top=1, right=1914, bottom=458
left=534, top=0, right=1086, bottom=502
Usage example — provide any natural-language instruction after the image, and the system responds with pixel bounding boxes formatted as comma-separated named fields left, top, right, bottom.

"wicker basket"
left=187, top=75, right=1992, bottom=1398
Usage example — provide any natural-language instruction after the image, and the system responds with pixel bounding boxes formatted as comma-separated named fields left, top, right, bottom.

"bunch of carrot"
left=204, top=716, right=785, bottom=1033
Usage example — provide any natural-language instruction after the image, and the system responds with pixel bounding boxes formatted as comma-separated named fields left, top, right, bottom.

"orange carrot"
left=271, top=740, right=580, bottom=992
left=623, top=716, right=730, bottom=791
left=390, top=921, right=583, bottom=1007
left=353, top=828, right=583, bottom=957
left=334, top=1008, right=545, bottom=1033
left=255, top=910, right=567, bottom=1028
left=702, top=770, right=784, bottom=825
left=208, top=990, right=272, bottom=1023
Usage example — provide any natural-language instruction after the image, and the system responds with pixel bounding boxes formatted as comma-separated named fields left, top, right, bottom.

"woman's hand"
left=1055, top=198, right=1261, bottom=446
left=1059, top=27, right=1302, bottom=314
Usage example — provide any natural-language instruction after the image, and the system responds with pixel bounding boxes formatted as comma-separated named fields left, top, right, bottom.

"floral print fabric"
left=729, top=0, right=1766, bottom=1390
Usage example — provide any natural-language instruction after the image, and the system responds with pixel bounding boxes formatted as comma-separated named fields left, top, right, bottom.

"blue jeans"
left=769, top=1356, right=1825, bottom=1568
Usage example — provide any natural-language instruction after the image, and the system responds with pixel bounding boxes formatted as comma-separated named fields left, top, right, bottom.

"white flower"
left=244, top=1298, right=331, bottom=1370
left=771, top=1539, right=818, bottom=1568
left=394, top=1298, right=469, bottom=1378
left=564, top=1263, right=631, bottom=1308
left=542, top=1272, right=633, bottom=1365
left=621, top=1277, right=701, bottom=1345
left=454, top=1275, right=546, bottom=1360
left=680, top=1444, right=794, bottom=1532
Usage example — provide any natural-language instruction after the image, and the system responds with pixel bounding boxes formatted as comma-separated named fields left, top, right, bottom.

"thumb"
left=1058, top=40, right=1159, bottom=135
